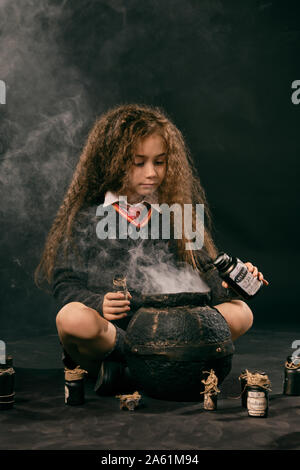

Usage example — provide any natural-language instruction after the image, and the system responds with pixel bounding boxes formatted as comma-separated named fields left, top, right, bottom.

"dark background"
left=1, top=0, right=299, bottom=340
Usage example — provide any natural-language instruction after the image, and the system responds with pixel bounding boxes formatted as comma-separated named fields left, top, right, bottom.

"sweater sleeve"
left=51, top=206, right=105, bottom=316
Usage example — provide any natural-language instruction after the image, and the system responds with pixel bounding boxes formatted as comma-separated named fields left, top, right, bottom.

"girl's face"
left=126, top=133, right=167, bottom=204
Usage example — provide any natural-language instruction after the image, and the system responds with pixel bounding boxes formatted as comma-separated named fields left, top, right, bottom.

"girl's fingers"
left=252, top=266, right=258, bottom=277
left=104, top=312, right=128, bottom=321
left=246, top=262, right=264, bottom=279
left=104, top=293, right=130, bottom=306
left=222, top=264, right=269, bottom=288
left=106, top=292, right=128, bottom=300
left=247, top=264, right=269, bottom=285
left=105, top=292, right=133, bottom=302
left=106, top=306, right=130, bottom=312
left=104, top=309, right=129, bottom=316
left=258, top=272, right=269, bottom=285
left=245, top=262, right=254, bottom=271
left=107, top=300, right=130, bottom=307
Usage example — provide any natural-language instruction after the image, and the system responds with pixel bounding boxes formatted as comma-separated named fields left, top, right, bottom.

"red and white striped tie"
left=127, top=206, right=141, bottom=219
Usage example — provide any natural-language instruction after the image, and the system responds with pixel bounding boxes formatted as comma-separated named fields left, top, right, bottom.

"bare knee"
left=56, top=302, right=106, bottom=340
left=238, top=300, right=253, bottom=327
left=231, top=300, right=253, bottom=339
left=215, top=300, right=253, bottom=341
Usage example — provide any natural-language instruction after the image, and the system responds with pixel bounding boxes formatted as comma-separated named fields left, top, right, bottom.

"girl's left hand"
left=221, top=262, right=269, bottom=289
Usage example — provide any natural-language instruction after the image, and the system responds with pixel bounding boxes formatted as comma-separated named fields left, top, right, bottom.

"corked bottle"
left=213, top=252, right=263, bottom=300
left=112, top=273, right=134, bottom=318
left=239, top=369, right=268, bottom=408
left=200, top=369, right=220, bottom=411
left=112, top=273, right=129, bottom=300
left=244, top=370, right=271, bottom=418
left=0, top=355, right=15, bottom=410
left=283, top=356, right=300, bottom=395
left=64, top=366, right=87, bottom=406
left=247, top=386, right=269, bottom=418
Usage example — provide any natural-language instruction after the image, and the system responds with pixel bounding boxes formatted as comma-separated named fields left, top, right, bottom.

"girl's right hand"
left=102, top=291, right=132, bottom=321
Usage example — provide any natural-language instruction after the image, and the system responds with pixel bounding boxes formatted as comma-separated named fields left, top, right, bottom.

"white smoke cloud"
left=127, top=239, right=210, bottom=294
left=0, top=0, right=91, bottom=228
left=0, top=0, right=210, bottom=300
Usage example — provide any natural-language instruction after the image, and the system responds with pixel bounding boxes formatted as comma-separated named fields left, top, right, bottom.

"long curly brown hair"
left=34, top=103, right=219, bottom=289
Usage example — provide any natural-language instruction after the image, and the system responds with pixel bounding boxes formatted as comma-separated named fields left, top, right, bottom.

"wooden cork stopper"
left=64, top=366, right=87, bottom=381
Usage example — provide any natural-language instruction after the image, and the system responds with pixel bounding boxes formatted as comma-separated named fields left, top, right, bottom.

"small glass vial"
left=64, top=366, right=86, bottom=406
left=213, top=252, right=263, bottom=300
left=247, top=385, right=268, bottom=418
left=283, top=355, right=300, bottom=396
left=240, top=370, right=267, bottom=408
left=0, top=355, right=15, bottom=410
left=113, top=273, right=128, bottom=300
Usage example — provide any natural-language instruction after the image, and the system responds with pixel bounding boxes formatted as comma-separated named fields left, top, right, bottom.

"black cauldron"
left=124, top=291, right=234, bottom=401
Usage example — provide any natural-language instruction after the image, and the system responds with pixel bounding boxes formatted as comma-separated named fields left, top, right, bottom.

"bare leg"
left=56, top=302, right=117, bottom=377
left=213, top=300, right=253, bottom=341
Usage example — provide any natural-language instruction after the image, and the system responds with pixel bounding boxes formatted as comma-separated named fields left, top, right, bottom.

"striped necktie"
left=113, top=201, right=152, bottom=227
left=127, top=205, right=141, bottom=219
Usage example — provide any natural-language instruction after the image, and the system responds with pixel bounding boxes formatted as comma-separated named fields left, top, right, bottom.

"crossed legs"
left=56, top=302, right=117, bottom=378
left=56, top=300, right=253, bottom=377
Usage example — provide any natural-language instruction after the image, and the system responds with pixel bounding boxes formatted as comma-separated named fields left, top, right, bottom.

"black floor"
left=1, top=325, right=300, bottom=450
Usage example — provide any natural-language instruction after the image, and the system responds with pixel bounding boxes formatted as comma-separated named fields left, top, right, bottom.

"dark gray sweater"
left=51, top=202, right=244, bottom=329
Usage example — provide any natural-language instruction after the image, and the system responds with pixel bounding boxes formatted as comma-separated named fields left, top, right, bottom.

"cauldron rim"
left=142, top=290, right=210, bottom=298
left=130, top=290, right=211, bottom=310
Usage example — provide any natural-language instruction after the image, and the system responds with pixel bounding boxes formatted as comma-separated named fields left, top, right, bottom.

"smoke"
left=139, top=261, right=211, bottom=294
left=0, top=0, right=210, bottom=321
left=126, top=239, right=210, bottom=294
left=0, top=0, right=91, bottom=231
left=0, top=0, right=98, bottom=336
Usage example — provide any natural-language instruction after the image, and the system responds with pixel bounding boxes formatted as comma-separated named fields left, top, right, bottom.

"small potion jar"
left=113, top=273, right=128, bottom=300
left=240, top=370, right=267, bottom=408
left=283, top=356, right=300, bottom=396
left=247, top=385, right=268, bottom=418
left=64, top=366, right=87, bottom=406
left=0, top=355, right=15, bottom=410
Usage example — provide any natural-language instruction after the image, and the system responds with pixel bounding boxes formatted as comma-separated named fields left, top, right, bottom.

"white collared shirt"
left=102, top=190, right=162, bottom=213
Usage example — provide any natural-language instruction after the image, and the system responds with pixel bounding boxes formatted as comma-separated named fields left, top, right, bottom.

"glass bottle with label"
left=247, top=385, right=268, bottom=418
left=240, top=370, right=267, bottom=409
left=213, top=252, right=263, bottom=300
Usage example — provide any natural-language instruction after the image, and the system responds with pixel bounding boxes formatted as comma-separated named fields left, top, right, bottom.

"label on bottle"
left=247, top=390, right=267, bottom=416
left=229, top=259, right=262, bottom=296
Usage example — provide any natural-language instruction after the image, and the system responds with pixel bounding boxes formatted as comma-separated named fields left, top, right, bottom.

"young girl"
left=35, top=103, right=268, bottom=389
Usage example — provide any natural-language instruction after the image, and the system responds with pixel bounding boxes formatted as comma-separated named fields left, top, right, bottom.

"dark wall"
left=1, top=0, right=299, bottom=339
